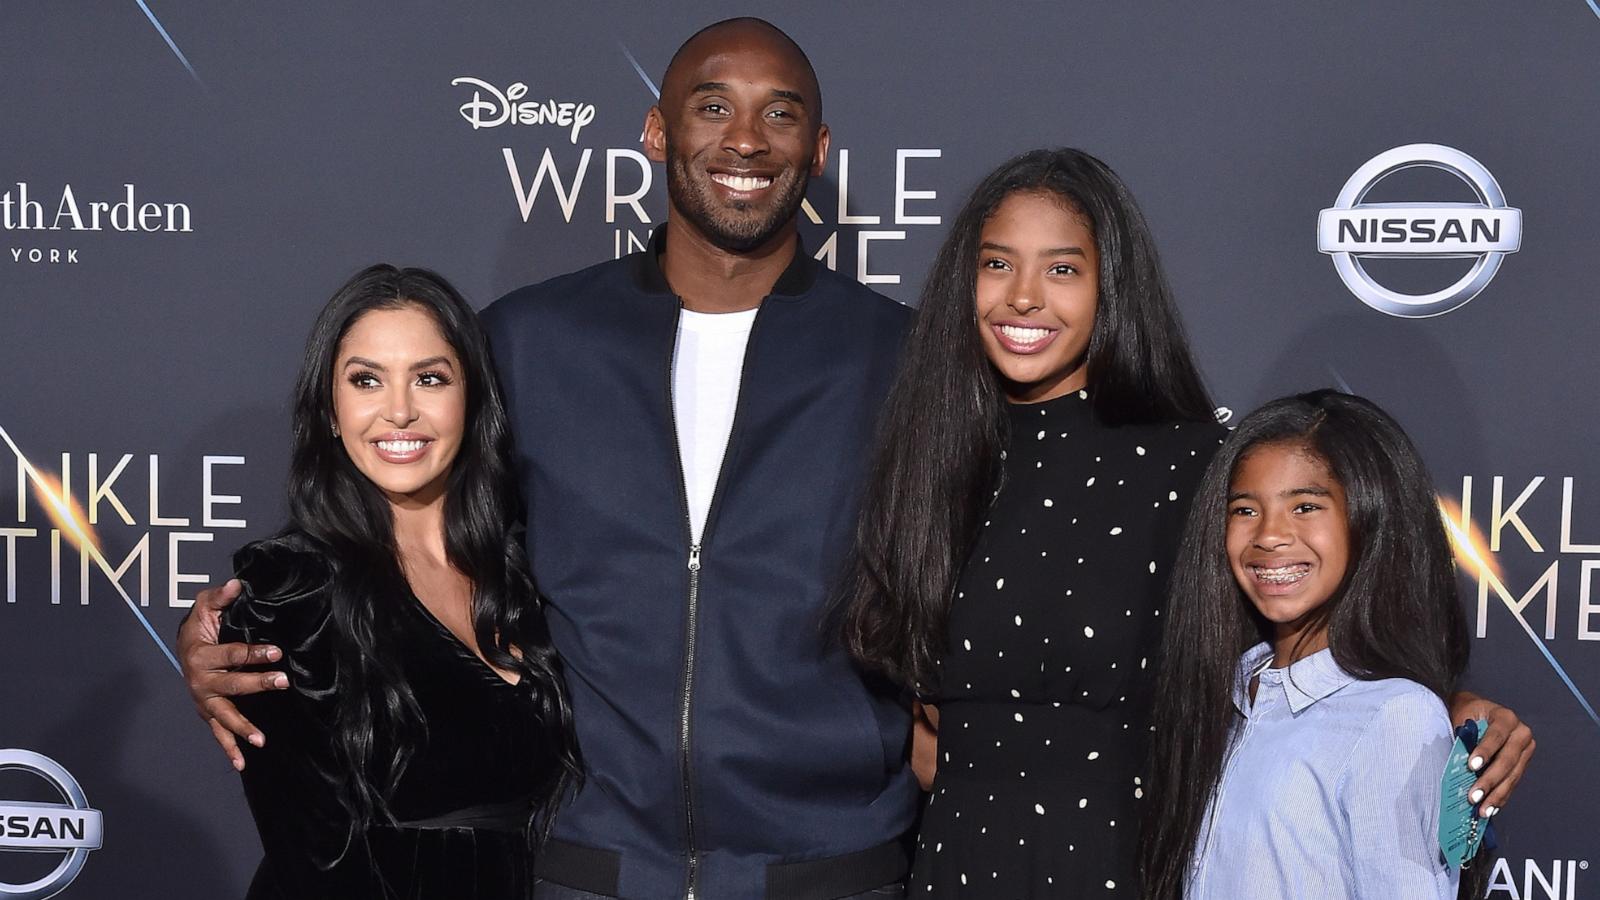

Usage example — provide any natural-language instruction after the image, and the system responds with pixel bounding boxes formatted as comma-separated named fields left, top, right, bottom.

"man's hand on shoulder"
left=178, top=579, right=288, bottom=771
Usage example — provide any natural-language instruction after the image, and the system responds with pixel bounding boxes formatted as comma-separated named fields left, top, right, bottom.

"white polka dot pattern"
left=909, top=390, right=1227, bottom=897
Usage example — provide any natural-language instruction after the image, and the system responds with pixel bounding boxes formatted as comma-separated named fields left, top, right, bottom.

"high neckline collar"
left=1233, top=642, right=1356, bottom=715
left=1006, top=387, right=1094, bottom=422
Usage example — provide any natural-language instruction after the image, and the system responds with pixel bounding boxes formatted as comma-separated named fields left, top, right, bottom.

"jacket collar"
left=1232, top=642, right=1355, bottom=715
left=629, top=224, right=818, bottom=298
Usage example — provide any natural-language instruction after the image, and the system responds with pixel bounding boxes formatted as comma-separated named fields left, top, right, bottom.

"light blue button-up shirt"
left=1185, top=643, right=1459, bottom=900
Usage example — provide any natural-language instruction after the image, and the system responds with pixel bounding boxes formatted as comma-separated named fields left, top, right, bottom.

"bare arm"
left=910, top=701, right=939, bottom=791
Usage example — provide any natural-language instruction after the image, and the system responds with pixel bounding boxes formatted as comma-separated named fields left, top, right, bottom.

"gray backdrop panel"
left=1, top=3, right=1595, bottom=897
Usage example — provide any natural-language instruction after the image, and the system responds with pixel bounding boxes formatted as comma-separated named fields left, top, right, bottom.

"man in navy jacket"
left=486, top=18, right=918, bottom=898
left=181, top=18, right=919, bottom=899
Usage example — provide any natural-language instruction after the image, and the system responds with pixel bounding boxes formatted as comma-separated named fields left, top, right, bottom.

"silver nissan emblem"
left=1317, top=143, right=1522, bottom=318
left=0, top=750, right=103, bottom=900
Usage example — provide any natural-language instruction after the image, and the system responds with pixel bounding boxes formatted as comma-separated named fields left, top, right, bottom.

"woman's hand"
left=1447, top=691, right=1535, bottom=817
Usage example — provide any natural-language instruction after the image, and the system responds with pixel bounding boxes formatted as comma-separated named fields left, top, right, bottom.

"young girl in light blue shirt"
left=1139, top=390, right=1487, bottom=900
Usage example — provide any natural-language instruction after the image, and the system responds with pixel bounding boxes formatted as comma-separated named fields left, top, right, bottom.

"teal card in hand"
left=1438, top=717, right=1488, bottom=869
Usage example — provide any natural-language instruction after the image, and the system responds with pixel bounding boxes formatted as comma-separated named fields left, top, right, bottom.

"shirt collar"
left=628, top=224, right=817, bottom=298
left=1232, top=643, right=1356, bottom=715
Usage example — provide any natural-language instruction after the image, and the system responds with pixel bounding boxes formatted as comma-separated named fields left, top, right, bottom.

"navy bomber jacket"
left=480, top=231, right=919, bottom=900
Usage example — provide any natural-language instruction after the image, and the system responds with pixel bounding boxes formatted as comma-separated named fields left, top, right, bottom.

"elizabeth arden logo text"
left=3, top=182, right=193, bottom=266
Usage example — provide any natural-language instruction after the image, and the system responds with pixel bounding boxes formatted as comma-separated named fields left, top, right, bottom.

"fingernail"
left=232, top=756, right=244, bottom=772
left=1469, top=789, right=1484, bottom=804
left=249, top=733, right=264, bottom=748
left=270, top=673, right=288, bottom=689
left=1483, top=805, right=1498, bottom=818
left=264, top=646, right=282, bottom=662
left=1469, top=755, right=1484, bottom=771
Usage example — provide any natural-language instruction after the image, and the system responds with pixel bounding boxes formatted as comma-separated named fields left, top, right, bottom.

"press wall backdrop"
left=2, top=3, right=1597, bottom=898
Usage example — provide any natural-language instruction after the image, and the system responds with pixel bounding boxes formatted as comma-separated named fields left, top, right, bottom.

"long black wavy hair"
left=840, top=148, right=1214, bottom=689
left=284, top=264, right=579, bottom=836
left=1139, top=390, right=1474, bottom=899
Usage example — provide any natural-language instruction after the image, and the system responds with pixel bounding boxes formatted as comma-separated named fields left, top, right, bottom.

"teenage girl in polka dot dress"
left=841, top=148, right=1223, bottom=896
left=840, top=149, right=1533, bottom=897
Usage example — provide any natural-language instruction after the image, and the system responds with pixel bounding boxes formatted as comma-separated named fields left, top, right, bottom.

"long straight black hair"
left=283, top=264, right=579, bottom=834
left=1140, top=390, right=1473, bottom=899
left=840, top=148, right=1214, bottom=689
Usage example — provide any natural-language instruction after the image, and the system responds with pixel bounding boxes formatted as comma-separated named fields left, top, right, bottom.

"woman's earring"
left=331, top=423, right=341, bottom=438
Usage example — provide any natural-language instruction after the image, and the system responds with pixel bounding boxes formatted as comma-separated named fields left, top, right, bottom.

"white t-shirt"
left=672, top=307, right=757, bottom=544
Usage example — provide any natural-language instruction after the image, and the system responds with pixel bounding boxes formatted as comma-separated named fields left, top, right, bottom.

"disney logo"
left=451, top=77, right=597, bottom=144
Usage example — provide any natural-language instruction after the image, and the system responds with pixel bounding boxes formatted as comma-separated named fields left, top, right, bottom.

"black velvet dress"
left=909, top=391, right=1225, bottom=897
left=220, top=533, right=566, bottom=900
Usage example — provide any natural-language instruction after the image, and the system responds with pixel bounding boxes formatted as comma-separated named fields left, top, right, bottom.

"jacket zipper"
left=680, top=541, right=702, bottom=900
left=667, top=298, right=767, bottom=900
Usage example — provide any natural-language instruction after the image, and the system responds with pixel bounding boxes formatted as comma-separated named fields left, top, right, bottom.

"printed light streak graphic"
left=620, top=43, right=661, bottom=99
left=134, top=0, right=202, bottom=86
left=1589, top=0, right=1600, bottom=21
left=1439, top=497, right=1600, bottom=731
left=0, top=423, right=182, bottom=673
left=1333, top=369, right=1595, bottom=731
left=27, top=469, right=97, bottom=552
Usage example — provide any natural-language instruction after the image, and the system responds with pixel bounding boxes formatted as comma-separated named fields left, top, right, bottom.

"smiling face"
left=332, top=305, right=466, bottom=509
left=1226, top=442, right=1352, bottom=662
left=974, top=190, right=1100, bottom=403
left=644, top=21, right=828, bottom=253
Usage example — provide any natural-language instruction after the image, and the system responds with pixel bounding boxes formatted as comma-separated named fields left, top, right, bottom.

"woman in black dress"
left=219, top=265, right=579, bottom=899
left=841, top=148, right=1222, bottom=896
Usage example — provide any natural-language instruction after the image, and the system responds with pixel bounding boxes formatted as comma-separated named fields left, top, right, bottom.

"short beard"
left=666, top=144, right=810, bottom=253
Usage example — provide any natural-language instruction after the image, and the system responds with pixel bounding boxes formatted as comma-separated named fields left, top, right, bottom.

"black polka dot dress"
left=909, top=390, right=1224, bottom=897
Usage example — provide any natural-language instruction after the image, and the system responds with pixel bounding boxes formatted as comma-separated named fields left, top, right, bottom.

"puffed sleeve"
left=220, top=535, right=386, bottom=898
left=223, top=536, right=338, bottom=693
left=1338, top=687, right=1460, bottom=900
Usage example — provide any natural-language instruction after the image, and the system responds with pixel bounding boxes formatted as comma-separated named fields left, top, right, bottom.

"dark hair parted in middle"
left=1138, top=390, right=1471, bottom=900
left=285, top=264, right=580, bottom=832
left=840, top=147, right=1215, bottom=690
